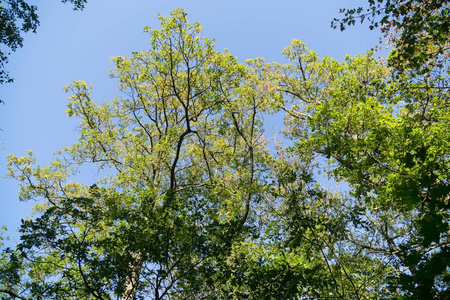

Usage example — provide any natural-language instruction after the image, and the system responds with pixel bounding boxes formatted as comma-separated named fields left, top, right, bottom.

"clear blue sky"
left=0, top=0, right=381, bottom=240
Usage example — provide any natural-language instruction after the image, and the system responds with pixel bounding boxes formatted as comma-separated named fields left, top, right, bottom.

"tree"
left=333, top=0, right=450, bottom=75
left=4, top=9, right=282, bottom=299
left=0, top=0, right=87, bottom=85
left=280, top=39, right=450, bottom=298
left=3, top=7, right=449, bottom=300
left=331, top=2, right=450, bottom=295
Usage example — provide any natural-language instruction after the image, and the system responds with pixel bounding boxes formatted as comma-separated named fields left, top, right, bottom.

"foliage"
left=0, top=0, right=87, bottom=85
left=2, top=7, right=449, bottom=300
left=4, top=9, right=283, bottom=299
left=281, top=39, right=450, bottom=298
left=332, top=0, right=450, bottom=75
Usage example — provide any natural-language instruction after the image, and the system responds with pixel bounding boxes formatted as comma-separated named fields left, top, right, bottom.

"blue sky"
left=0, top=0, right=382, bottom=239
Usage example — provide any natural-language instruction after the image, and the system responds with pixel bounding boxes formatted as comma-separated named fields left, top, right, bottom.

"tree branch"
left=0, top=288, right=28, bottom=300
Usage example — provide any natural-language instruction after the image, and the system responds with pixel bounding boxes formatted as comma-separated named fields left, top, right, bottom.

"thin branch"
left=0, top=289, right=28, bottom=300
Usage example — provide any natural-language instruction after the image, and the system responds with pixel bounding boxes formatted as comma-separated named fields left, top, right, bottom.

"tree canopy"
left=1, top=7, right=449, bottom=300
